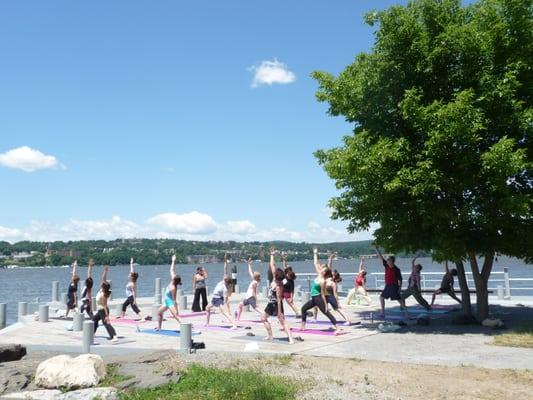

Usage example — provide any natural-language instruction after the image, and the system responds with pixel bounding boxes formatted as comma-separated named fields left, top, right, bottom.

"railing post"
left=179, top=322, right=192, bottom=353
left=154, top=277, right=162, bottom=305
left=503, top=267, right=511, bottom=299
left=52, top=281, right=59, bottom=302
left=0, top=303, right=6, bottom=329
left=83, top=321, right=94, bottom=353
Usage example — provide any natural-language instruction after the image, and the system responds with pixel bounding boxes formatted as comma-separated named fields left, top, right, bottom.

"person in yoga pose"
left=192, top=266, right=208, bottom=312
left=375, top=247, right=402, bottom=316
left=205, top=274, right=237, bottom=329
left=80, top=259, right=94, bottom=318
left=156, top=255, right=182, bottom=330
left=400, top=256, right=431, bottom=312
left=280, top=252, right=300, bottom=317
left=236, top=258, right=262, bottom=321
left=92, top=265, right=118, bottom=341
left=300, top=247, right=341, bottom=334
left=65, top=260, right=80, bottom=318
left=346, top=258, right=372, bottom=306
left=316, top=265, right=353, bottom=325
left=262, top=249, right=294, bottom=343
left=120, top=258, right=143, bottom=319
left=431, top=261, right=462, bottom=306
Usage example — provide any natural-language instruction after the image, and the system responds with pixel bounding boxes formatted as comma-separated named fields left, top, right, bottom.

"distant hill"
left=0, top=238, right=383, bottom=267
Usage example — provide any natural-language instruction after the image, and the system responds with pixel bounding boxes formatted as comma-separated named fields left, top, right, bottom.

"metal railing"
left=296, top=267, right=532, bottom=299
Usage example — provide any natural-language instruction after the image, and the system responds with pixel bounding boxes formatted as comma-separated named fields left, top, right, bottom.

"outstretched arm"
left=328, top=252, right=336, bottom=269
left=358, top=258, right=365, bottom=273
left=412, top=256, right=417, bottom=269
left=130, top=258, right=135, bottom=274
left=313, top=247, right=322, bottom=274
left=281, top=252, right=288, bottom=270
left=170, top=254, right=176, bottom=279
left=375, top=246, right=384, bottom=261
left=269, top=248, right=277, bottom=276
left=101, top=265, right=109, bottom=284
left=247, top=258, right=254, bottom=279
left=87, top=259, right=93, bottom=279
left=72, top=260, right=78, bottom=279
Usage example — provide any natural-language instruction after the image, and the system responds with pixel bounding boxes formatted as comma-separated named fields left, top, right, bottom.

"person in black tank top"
left=65, top=260, right=80, bottom=318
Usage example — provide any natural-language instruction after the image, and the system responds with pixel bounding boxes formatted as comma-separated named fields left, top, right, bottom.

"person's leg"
left=380, top=295, right=386, bottom=315
left=131, top=301, right=141, bottom=316
left=261, top=312, right=273, bottom=340
left=200, top=288, right=208, bottom=311
left=218, top=304, right=237, bottom=328
left=103, top=317, right=117, bottom=339
left=157, top=306, right=167, bottom=330
left=357, top=287, right=372, bottom=305
left=236, top=302, right=244, bottom=321
left=400, top=288, right=412, bottom=310
left=286, top=298, right=299, bottom=316
left=413, top=289, right=431, bottom=310
left=92, top=311, right=101, bottom=333
left=447, top=291, right=462, bottom=304
left=431, top=290, right=441, bottom=306
left=192, top=289, right=201, bottom=312
left=167, top=305, right=181, bottom=326
left=300, top=299, right=314, bottom=330
left=312, top=306, right=318, bottom=321
left=346, top=288, right=356, bottom=305
left=315, top=296, right=338, bottom=327
left=278, top=314, right=294, bottom=344
left=121, top=297, right=130, bottom=317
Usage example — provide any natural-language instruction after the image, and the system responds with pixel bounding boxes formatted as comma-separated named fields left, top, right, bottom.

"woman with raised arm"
left=156, top=255, right=182, bottom=330
left=121, top=258, right=142, bottom=319
left=431, top=261, right=462, bottom=306
left=80, top=259, right=94, bottom=318
left=347, top=258, right=372, bottom=306
left=92, top=265, right=118, bottom=341
left=280, top=252, right=300, bottom=318
left=400, top=256, right=431, bottom=312
left=205, top=275, right=236, bottom=329
left=192, top=266, right=208, bottom=312
left=236, top=258, right=262, bottom=320
left=65, top=260, right=80, bottom=318
left=300, top=247, right=340, bottom=334
left=261, top=249, right=294, bottom=343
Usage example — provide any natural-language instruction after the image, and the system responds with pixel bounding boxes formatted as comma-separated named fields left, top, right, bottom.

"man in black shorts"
left=376, top=248, right=402, bottom=316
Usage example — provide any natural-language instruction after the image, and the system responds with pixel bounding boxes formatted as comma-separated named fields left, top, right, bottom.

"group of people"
left=62, top=247, right=462, bottom=343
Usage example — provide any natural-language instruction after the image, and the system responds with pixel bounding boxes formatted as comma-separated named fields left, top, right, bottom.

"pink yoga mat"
left=113, top=318, right=148, bottom=325
left=290, top=328, right=348, bottom=336
left=194, top=324, right=245, bottom=332
left=179, top=312, right=207, bottom=318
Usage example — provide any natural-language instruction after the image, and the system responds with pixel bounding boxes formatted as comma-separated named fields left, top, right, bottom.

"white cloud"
left=249, top=59, right=296, bottom=88
left=146, top=211, right=218, bottom=235
left=0, top=146, right=64, bottom=172
left=0, top=215, right=376, bottom=244
left=226, top=220, right=257, bottom=235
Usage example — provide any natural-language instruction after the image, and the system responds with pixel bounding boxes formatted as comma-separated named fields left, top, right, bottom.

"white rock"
left=60, top=387, right=118, bottom=400
left=0, top=390, right=62, bottom=399
left=35, top=354, right=106, bottom=389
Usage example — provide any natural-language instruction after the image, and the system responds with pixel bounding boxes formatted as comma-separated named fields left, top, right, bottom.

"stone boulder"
left=0, top=345, right=27, bottom=363
left=0, top=388, right=117, bottom=400
left=0, top=390, right=62, bottom=399
left=34, top=355, right=106, bottom=389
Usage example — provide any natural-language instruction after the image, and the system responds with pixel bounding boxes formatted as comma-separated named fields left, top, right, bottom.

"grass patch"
left=493, top=322, right=533, bottom=348
left=119, top=364, right=297, bottom=400
left=100, top=364, right=134, bottom=387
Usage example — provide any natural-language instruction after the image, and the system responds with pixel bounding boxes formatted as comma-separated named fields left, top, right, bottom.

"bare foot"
left=334, top=329, right=343, bottom=336
left=263, top=336, right=273, bottom=341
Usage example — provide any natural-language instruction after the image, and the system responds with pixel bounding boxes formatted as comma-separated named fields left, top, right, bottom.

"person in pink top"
left=346, top=258, right=372, bottom=306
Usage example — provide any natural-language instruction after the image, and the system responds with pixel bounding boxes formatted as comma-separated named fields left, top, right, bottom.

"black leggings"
left=192, top=288, right=208, bottom=312
left=80, top=301, right=92, bottom=318
left=122, top=296, right=140, bottom=314
left=301, top=295, right=337, bottom=325
left=93, top=309, right=117, bottom=339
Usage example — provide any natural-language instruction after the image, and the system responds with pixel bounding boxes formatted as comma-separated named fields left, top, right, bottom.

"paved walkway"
left=1, top=294, right=532, bottom=370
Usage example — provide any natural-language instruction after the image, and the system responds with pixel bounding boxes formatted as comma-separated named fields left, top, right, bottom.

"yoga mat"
left=234, top=335, right=294, bottom=344
left=179, top=311, right=207, bottom=318
left=196, top=325, right=245, bottom=332
left=290, top=328, right=348, bottom=336
left=357, top=312, right=415, bottom=321
left=387, top=308, right=451, bottom=315
left=140, top=329, right=200, bottom=337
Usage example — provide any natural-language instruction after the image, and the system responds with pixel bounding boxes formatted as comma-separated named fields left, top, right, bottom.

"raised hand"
left=171, top=254, right=176, bottom=264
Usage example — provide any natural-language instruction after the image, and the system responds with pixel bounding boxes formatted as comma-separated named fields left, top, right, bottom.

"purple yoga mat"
left=195, top=324, right=244, bottom=332
left=113, top=318, right=148, bottom=325
left=290, top=328, right=348, bottom=336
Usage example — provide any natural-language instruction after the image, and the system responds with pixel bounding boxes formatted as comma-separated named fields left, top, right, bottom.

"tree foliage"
left=314, top=0, right=532, bottom=319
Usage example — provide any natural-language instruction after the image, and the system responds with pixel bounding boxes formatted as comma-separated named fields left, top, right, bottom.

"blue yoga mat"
left=387, top=308, right=451, bottom=315
left=140, top=329, right=200, bottom=337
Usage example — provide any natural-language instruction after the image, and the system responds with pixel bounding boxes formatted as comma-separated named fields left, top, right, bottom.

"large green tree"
left=314, top=0, right=532, bottom=320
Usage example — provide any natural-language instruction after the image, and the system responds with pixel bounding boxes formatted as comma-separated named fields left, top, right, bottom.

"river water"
left=1, top=256, right=532, bottom=325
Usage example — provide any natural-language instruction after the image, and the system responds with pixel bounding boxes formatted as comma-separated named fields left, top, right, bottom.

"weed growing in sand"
left=493, top=322, right=533, bottom=348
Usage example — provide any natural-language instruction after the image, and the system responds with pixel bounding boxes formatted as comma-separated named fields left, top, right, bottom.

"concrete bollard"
left=39, top=305, right=49, bottom=323
left=92, top=297, right=97, bottom=310
left=0, top=303, right=6, bottom=329
left=155, top=278, right=162, bottom=304
left=179, top=323, right=192, bottom=353
left=233, top=284, right=240, bottom=294
left=152, top=304, right=160, bottom=321
left=73, top=312, right=84, bottom=331
left=18, top=302, right=28, bottom=320
left=179, top=296, right=187, bottom=311
left=301, top=292, right=310, bottom=304
left=497, top=285, right=504, bottom=300
left=503, top=267, right=511, bottom=299
left=83, top=321, right=94, bottom=353
left=61, top=292, right=68, bottom=305
left=52, top=281, right=59, bottom=302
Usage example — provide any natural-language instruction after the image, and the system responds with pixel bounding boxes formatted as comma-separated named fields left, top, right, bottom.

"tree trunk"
left=455, top=260, right=472, bottom=318
left=469, top=252, right=494, bottom=321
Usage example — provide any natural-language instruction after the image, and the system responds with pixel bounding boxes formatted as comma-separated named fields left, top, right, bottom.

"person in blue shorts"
left=205, top=275, right=236, bottom=329
left=156, top=255, right=182, bottom=330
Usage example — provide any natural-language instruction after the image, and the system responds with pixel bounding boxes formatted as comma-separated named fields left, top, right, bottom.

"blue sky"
left=0, top=1, right=402, bottom=243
